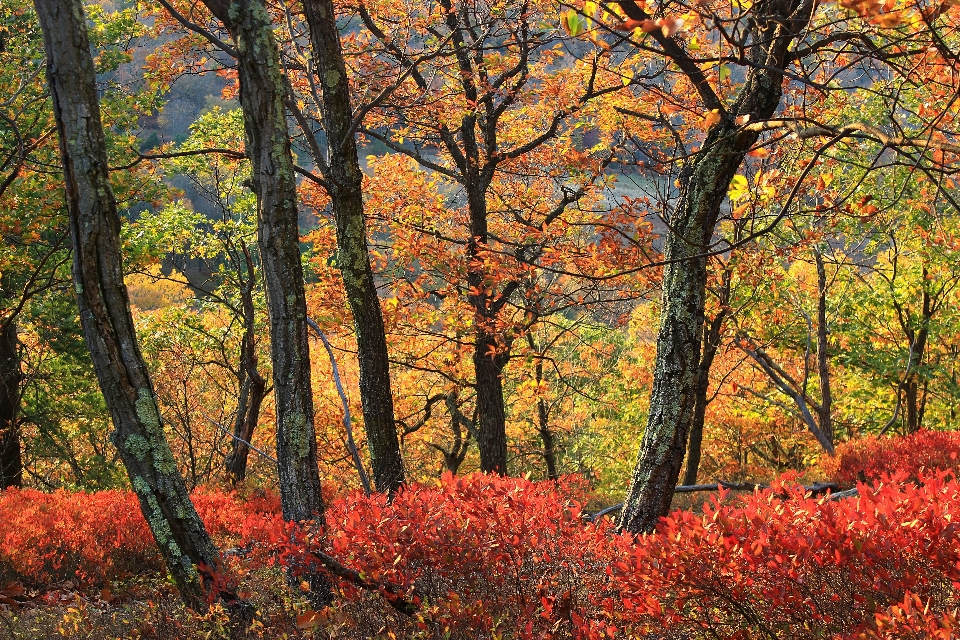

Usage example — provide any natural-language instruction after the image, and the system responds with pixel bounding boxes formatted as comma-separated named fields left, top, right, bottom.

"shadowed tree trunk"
left=618, top=0, right=815, bottom=534
left=0, top=316, right=22, bottom=489
left=301, top=0, right=405, bottom=494
left=33, top=0, right=225, bottom=608
left=224, top=255, right=266, bottom=482
left=199, top=0, right=324, bottom=524
left=197, top=0, right=330, bottom=606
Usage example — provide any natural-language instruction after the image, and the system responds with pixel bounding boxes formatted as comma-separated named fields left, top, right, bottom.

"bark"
left=223, top=271, right=266, bottom=482
left=200, top=0, right=324, bottom=524
left=301, top=0, right=405, bottom=494
left=0, top=317, right=22, bottom=489
left=618, top=0, right=815, bottom=534
left=34, top=0, right=223, bottom=608
left=814, top=248, right=833, bottom=445
left=682, top=304, right=726, bottom=486
left=474, top=332, right=510, bottom=474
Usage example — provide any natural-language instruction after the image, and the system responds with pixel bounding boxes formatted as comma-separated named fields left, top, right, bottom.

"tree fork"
left=618, top=0, right=816, bottom=534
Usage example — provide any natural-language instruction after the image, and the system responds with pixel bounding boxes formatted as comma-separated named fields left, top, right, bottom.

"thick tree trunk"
left=0, top=319, right=22, bottom=489
left=200, top=0, right=324, bottom=524
left=474, top=333, right=509, bottom=474
left=34, top=0, right=223, bottom=608
left=301, top=0, right=405, bottom=494
left=619, top=0, right=813, bottom=534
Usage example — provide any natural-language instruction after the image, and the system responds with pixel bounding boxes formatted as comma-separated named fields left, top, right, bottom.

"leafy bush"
left=605, top=471, right=960, bottom=638
left=3, top=472, right=959, bottom=639
left=0, top=488, right=273, bottom=587
left=826, top=430, right=960, bottom=484
left=247, top=471, right=960, bottom=639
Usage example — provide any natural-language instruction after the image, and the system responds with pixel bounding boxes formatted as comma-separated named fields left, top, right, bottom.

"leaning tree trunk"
left=619, top=0, right=814, bottom=534
left=301, top=0, right=405, bottom=494
left=0, top=317, right=22, bottom=489
left=200, top=0, right=324, bottom=524
left=34, top=0, right=223, bottom=608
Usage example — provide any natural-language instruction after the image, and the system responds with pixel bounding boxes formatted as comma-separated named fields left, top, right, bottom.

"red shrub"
left=247, top=473, right=612, bottom=638
left=828, top=430, right=960, bottom=484
left=606, top=471, right=960, bottom=639
left=0, top=487, right=272, bottom=587
left=0, top=488, right=160, bottom=586
left=250, top=472, right=960, bottom=639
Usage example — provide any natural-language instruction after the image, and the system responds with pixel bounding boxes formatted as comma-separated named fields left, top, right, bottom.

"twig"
left=306, top=318, right=372, bottom=497
left=202, top=411, right=277, bottom=463
left=308, top=549, right=418, bottom=615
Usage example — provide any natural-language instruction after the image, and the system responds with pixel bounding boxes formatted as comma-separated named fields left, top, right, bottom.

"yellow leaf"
left=703, top=109, right=722, bottom=129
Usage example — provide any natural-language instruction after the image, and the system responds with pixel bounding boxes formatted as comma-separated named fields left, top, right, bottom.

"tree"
left=195, top=0, right=325, bottom=526
left=609, top=0, right=960, bottom=532
left=349, top=0, right=647, bottom=474
left=33, top=0, right=226, bottom=608
left=297, top=0, right=406, bottom=493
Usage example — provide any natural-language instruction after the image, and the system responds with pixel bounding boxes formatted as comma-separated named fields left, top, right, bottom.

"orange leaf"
left=297, top=609, right=324, bottom=629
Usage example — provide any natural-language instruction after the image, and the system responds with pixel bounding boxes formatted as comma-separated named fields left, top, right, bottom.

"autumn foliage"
left=2, top=466, right=959, bottom=638
left=827, top=430, right=960, bottom=485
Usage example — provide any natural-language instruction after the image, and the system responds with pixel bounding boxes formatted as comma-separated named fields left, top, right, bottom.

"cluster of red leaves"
left=606, top=471, right=960, bottom=638
left=0, top=489, right=161, bottom=586
left=825, top=430, right=960, bottom=485
left=0, top=488, right=277, bottom=587
left=3, top=470, right=959, bottom=638
left=246, top=473, right=611, bottom=638
left=244, top=471, right=960, bottom=639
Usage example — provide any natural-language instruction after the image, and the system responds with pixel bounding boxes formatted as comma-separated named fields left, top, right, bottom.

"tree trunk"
left=474, top=332, right=509, bottom=474
left=224, top=263, right=266, bottom=483
left=618, top=0, right=814, bottom=534
left=682, top=306, right=726, bottom=486
left=0, top=318, right=22, bottom=489
left=529, top=334, right=558, bottom=481
left=200, top=0, right=324, bottom=524
left=34, top=0, right=223, bottom=608
left=814, top=248, right=833, bottom=445
left=301, top=0, right=405, bottom=494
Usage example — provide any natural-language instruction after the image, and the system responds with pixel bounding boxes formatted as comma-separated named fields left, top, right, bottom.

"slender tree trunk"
left=34, top=0, right=224, bottom=608
left=538, top=399, right=558, bottom=482
left=0, top=318, right=22, bottom=489
left=619, top=0, right=814, bottom=534
left=197, top=0, right=330, bottom=606
left=224, top=268, right=266, bottom=482
left=682, top=307, right=725, bottom=486
left=301, top=0, right=405, bottom=494
left=200, top=0, right=324, bottom=524
left=814, top=248, right=833, bottom=445
left=528, top=334, right=558, bottom=481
